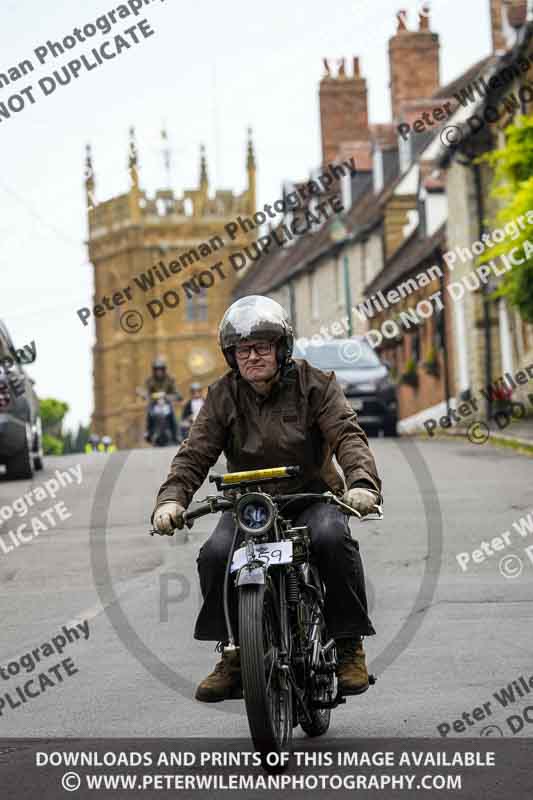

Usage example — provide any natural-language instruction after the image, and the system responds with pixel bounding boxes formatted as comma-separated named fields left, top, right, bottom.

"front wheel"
left=239, top=581, right=292, bottom=771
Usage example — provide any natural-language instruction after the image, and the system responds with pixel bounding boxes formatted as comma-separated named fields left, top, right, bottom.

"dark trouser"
left=194, top=504, right=375, bottom=642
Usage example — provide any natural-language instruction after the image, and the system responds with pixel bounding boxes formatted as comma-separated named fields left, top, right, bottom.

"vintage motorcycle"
left=151, top=465, right=382, bottom=770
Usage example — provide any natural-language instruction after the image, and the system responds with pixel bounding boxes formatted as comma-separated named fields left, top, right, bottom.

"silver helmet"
left=218, top=295, right=294, bottom=370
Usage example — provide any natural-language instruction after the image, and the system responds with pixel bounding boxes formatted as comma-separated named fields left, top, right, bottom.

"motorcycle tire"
left=299, top=581, right=333, bottom=737
left=239, top=581, right=292, bottom=772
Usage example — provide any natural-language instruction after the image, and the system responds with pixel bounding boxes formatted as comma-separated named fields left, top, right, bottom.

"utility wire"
left=0, top=182, right=84, bottom=249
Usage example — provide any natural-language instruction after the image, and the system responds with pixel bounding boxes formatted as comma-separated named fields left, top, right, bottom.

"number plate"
left=230, top=541, right=293, bottom=573
left=351, top=398, right=364, bottom=411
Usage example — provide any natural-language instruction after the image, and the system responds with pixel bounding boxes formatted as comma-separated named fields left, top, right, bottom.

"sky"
left=0, top=0, right=492, bottom=430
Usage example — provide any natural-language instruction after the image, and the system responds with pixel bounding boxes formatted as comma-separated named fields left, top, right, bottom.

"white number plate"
left=351, top=398, right=363, bottom=411
left=230, top=541, right=293, bottom=573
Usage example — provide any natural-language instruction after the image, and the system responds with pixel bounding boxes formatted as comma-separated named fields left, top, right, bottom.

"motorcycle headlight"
left=236, top=493, right=276, bottom=536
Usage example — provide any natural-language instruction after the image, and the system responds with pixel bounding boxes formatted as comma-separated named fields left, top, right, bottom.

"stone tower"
left=86, top=128, right=257, bottom=449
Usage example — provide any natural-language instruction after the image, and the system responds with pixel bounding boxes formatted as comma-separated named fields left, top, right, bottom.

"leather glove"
left=153, top=501, right=185, bottom=534
left=343, top=488, right=378, bottom=516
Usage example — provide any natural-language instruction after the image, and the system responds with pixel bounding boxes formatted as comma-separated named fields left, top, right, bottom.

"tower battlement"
left=85, top=127, right=257, bottom=449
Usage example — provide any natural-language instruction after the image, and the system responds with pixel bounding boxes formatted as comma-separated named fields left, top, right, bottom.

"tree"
left=479, top=114, right=533, bottom=322
left=42, top=434, right=64, bottom=456
left=40, top=397, right=69, bottom=455
left=40, top=397, right=69, bottom=435
left=63, top=423, right=90, bottom=454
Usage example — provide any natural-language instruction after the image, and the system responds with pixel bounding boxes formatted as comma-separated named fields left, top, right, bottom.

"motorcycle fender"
left=236, top=566, right=265, bottom=586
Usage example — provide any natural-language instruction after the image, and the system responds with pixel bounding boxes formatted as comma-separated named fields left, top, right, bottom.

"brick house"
left=420, top=0, right=533, bottom=419
left=237, top=0, right=533, bottom=429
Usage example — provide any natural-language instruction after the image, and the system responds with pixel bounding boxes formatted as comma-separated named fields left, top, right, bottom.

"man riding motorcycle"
left=144, top=357, right=181, bottom=444
left=151, top=296, right=382, bottom=703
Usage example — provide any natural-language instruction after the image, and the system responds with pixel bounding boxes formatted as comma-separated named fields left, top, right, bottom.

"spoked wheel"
left=299, top=593, right=335, bottom=738
left=239, top=581, right=292, bottom=772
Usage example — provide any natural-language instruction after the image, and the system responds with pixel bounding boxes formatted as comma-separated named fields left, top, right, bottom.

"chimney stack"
left=388, top=8, right=440, bottom=121
left=319, top=57, right=369, bottom=165
left=490, top=0, right=528, bottom=53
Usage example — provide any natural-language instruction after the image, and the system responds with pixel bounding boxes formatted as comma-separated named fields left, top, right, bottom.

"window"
left=185, top=285, right=208, bottom=321
left=293, top=339, right=380, bottom=369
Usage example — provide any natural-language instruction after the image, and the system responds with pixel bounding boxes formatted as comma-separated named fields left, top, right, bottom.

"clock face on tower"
left=188, top=349, right=215, bottom=376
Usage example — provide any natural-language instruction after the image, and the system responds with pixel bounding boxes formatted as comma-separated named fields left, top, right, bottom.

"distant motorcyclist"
left=179, top=383, right=205, bottom=441
left=143, top=357, right=181, bottom=444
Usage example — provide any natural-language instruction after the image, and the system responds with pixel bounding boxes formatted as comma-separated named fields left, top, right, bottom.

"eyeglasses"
left=235, top=341, right=274, bottom=360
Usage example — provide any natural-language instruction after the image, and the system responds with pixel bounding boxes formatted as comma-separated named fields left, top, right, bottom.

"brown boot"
left=336, top=638, right=369, bottom=695
left=194, top=647, right=242, bottom=703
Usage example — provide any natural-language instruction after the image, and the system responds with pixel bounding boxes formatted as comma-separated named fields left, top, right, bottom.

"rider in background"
left=179, top=383, right=205, bottom=441
left=151, top=296, right=382, bottom=703
left=144, top=357, right=181, bottom=444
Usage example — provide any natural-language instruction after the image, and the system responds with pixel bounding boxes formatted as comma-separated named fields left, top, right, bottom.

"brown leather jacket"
left=155, top=359, right=381, bottom=508
left=145, top=375, right=177, bottom=396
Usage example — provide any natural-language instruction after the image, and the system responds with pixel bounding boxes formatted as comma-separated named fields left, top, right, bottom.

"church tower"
left=86, top=129, right=257, bottom=448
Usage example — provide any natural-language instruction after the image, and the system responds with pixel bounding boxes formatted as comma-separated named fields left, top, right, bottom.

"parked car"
left=0, top=320, right=43, bottom=479
left=292, top=337, right=398, bottom=436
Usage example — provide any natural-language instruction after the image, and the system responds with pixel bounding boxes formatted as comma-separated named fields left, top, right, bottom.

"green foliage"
left=479, top=115, right=533, bottom=322
left=403, top=357, right=417, bottom=375
left=62, top=424, right=90, bottom=454
left=40, top=397, right=69, bottom=433
left=400, top=357, right=419, bottom=387
left=424, top=347, right=438, bottom=366
left=42, top=434, right=64, bottom=456
left=423, top=347, right=440, bottom=376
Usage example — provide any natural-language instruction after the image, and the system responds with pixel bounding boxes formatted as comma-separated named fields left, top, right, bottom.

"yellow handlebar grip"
left=221, top=467, right=292, bottom=484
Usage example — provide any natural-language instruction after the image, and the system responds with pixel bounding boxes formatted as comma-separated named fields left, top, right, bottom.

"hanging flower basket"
left=400, top=357, right=419, bottom=388
left=423, top=348, right=440, bottom=378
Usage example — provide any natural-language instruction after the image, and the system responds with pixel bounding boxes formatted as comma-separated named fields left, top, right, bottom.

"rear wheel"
left=299, top=592, right=334, bottom=738
left=239, top=581, right=292, bottom=771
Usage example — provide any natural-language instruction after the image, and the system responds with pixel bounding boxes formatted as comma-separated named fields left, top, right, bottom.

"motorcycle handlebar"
left=150, top=492, right=382, bottom=536
left=182, top=497, right=233, bottom=524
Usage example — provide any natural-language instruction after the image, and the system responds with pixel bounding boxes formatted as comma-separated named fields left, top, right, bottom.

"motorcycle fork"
left=277, top=570, right=290, bottom=678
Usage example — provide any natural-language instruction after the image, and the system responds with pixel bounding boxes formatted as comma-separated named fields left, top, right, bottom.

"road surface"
left=1, top=438, right=532, bottom=741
